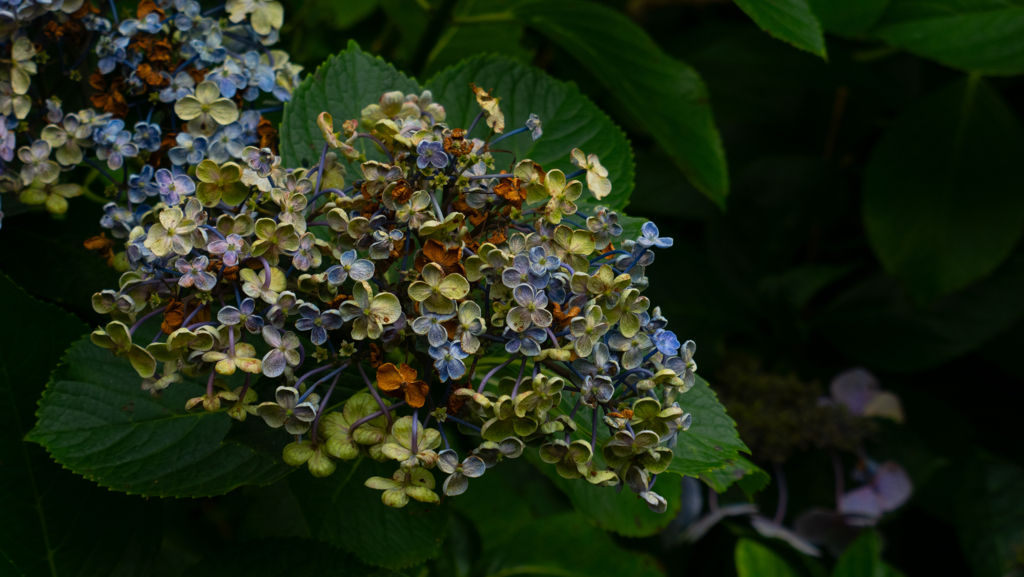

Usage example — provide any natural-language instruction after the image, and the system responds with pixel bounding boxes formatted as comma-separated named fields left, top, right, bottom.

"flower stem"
left=357, top=362, right=393, bottom=427
left=128, top=305, right=168, bottom=336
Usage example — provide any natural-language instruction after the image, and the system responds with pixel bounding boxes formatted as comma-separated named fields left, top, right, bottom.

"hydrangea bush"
left=5, top=0, right=746, bottom=537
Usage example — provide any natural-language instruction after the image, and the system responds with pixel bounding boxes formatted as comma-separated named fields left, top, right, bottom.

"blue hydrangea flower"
left=217, top=297, right=265, bottom=334
left=173, top=0, right=202, bottom=31
left=411, top=310, right=457, bottom=348
left=638, top=222, right=673, bottom=249
left=429, top=341, right=468, bottom=382
left=207, top=233, right=247, bottom=266
left=188, top=28, right=227, bottom=64
left=176, top=255, right=217, bottom=291
left=501, top=253, right=548, bottom=291
left=94, top=121, right=138, bottom=170
left=127, top=164, right=159, bottom=203
left=652, top=329, right=680, bottom=356
left=503, top=326, right=548, bottom=357
left=326, top=249, right=375, bottom=285
left=99, top=202, right=134, bottom=238
left=95, top=34, right=130, bottom=74
left=240, top=51, right=275, bottom=100
left=506, top=284, right=552, bottom=332
left=82, top=14, right=113, bottom=33
left=159, top=71, right=195, bottom=103
left=118, top=12, right=162, bottom=36
left=168, top=132, right=209, bottom=166
left=207, top=59, right=246, bottom=98
left=294, top=302, right=343, bottom=346
left=416, top=140, right=449, bottom=170
left=238, top=110, right=261, bottom=144
left=132, top=121, right=162, bottom=152
left=207, top=122, right=245, bottom=163
left=155, top=167, right=196, bottom=206
left=528, top=246, right=561, bottom=275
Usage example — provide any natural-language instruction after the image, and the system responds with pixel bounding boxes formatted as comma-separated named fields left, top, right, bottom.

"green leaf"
left=953, top=451, right=1024, bottom=577
left=733, top=0, right=827, bottom=58
left=666, top=376, right=750, bottom=477
left=479, top=513, right=663, bottom=577
left=864, top=76, right=1024, bottom=302
left=525, top=450, right=683, bottom=537
left=288, top=456, right=450, bottom=569
left=425, top=54, right=636, bottom=214
left=510, top=0, right=729, bottom=208
left=280, top=40, right=420, bottom=167
left=808, top=0, right=890, bottom=36
left=26, top=336, right=292, bottom=497
left=832, top=531, right=885, bottom=577
left=873, top=0, right=1024, bottom=75
left=0, top=274, right=162, bottom=576
left=701, top=456, right=770, bottom=499
left=735, top=538, right=800, bottom=577
left=185, top=537, right=402, bottom=576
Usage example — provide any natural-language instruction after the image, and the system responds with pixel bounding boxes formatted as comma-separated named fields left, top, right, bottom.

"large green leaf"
left=808, top=0, right=890, bottom=36
left=425, top=54, right=636, bottom=213
left=479, top=513, right=663, bottom=577
left=735, top=539, right=800, bottom=577
left=953, top=451, right=1024, bottom=577
left=525, top=451, right=683, bottom=537
left=509, top=0, right=729, bottom=208
left=26, top=337, right=292, bottom=497
left=733, top=0, right=827, bottom=58
left=0, top=274, right=162, bottom=576
left=288, top=456, right=450, bottom=569
left=864, top=77, right=1024, bottom=302
left=832, top=531, right=885, bottom=577
left=280, top=40, right=420, bottom=167
left=872, top=0, right=1024, bottom=75
left=667, top=376, right=750, bottom=477
left=186, top=537, right=402, bottom=576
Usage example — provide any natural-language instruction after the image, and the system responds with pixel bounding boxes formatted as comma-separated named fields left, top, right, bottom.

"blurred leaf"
left=817, top=215, right=1024, bottom=372
left=425, top=53, right=636, bottom=213
left=733, top=0, right=827, bottom=58
left=26, top=336, right=292, bottom=497
left=380, top=0, right=430, bottom=64
left=280, top=40, right=420, bottom=167
left=808, top=0, right=890, bottom=36
left=289, top=457, right=450, bottom=569
left=701, top=456, right=770, bottom=500
left=510, top=0, right=729, bottom=208
left=186, top=537, right=402, bottom=576
left=0, top=274, right=162, bottom=576
left=864, top=77, right=1024, bottom=302
left=873, top=0, right=1024, bottom=75
left=832, top=530, right=885, bottom=577
left=953, top=451, right=1024, bottom=577
left=526, top=450, right=683, bottom=537
left=328, top=0, right=379, bottom=29
left=422, top=0, right=532, bottom=77
left=479, top=513, right=664, bottom=577
left=735, top=538, right=801, bottom=577
left=0, top=205, right=118, bottom=322
left=666, top=376, right=751, bottom=477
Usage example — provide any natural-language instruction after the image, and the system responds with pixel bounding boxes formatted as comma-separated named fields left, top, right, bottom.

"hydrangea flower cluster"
left=0, top=0, right=297, bottom=226
left=83, top=82, right=696, bottom=511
